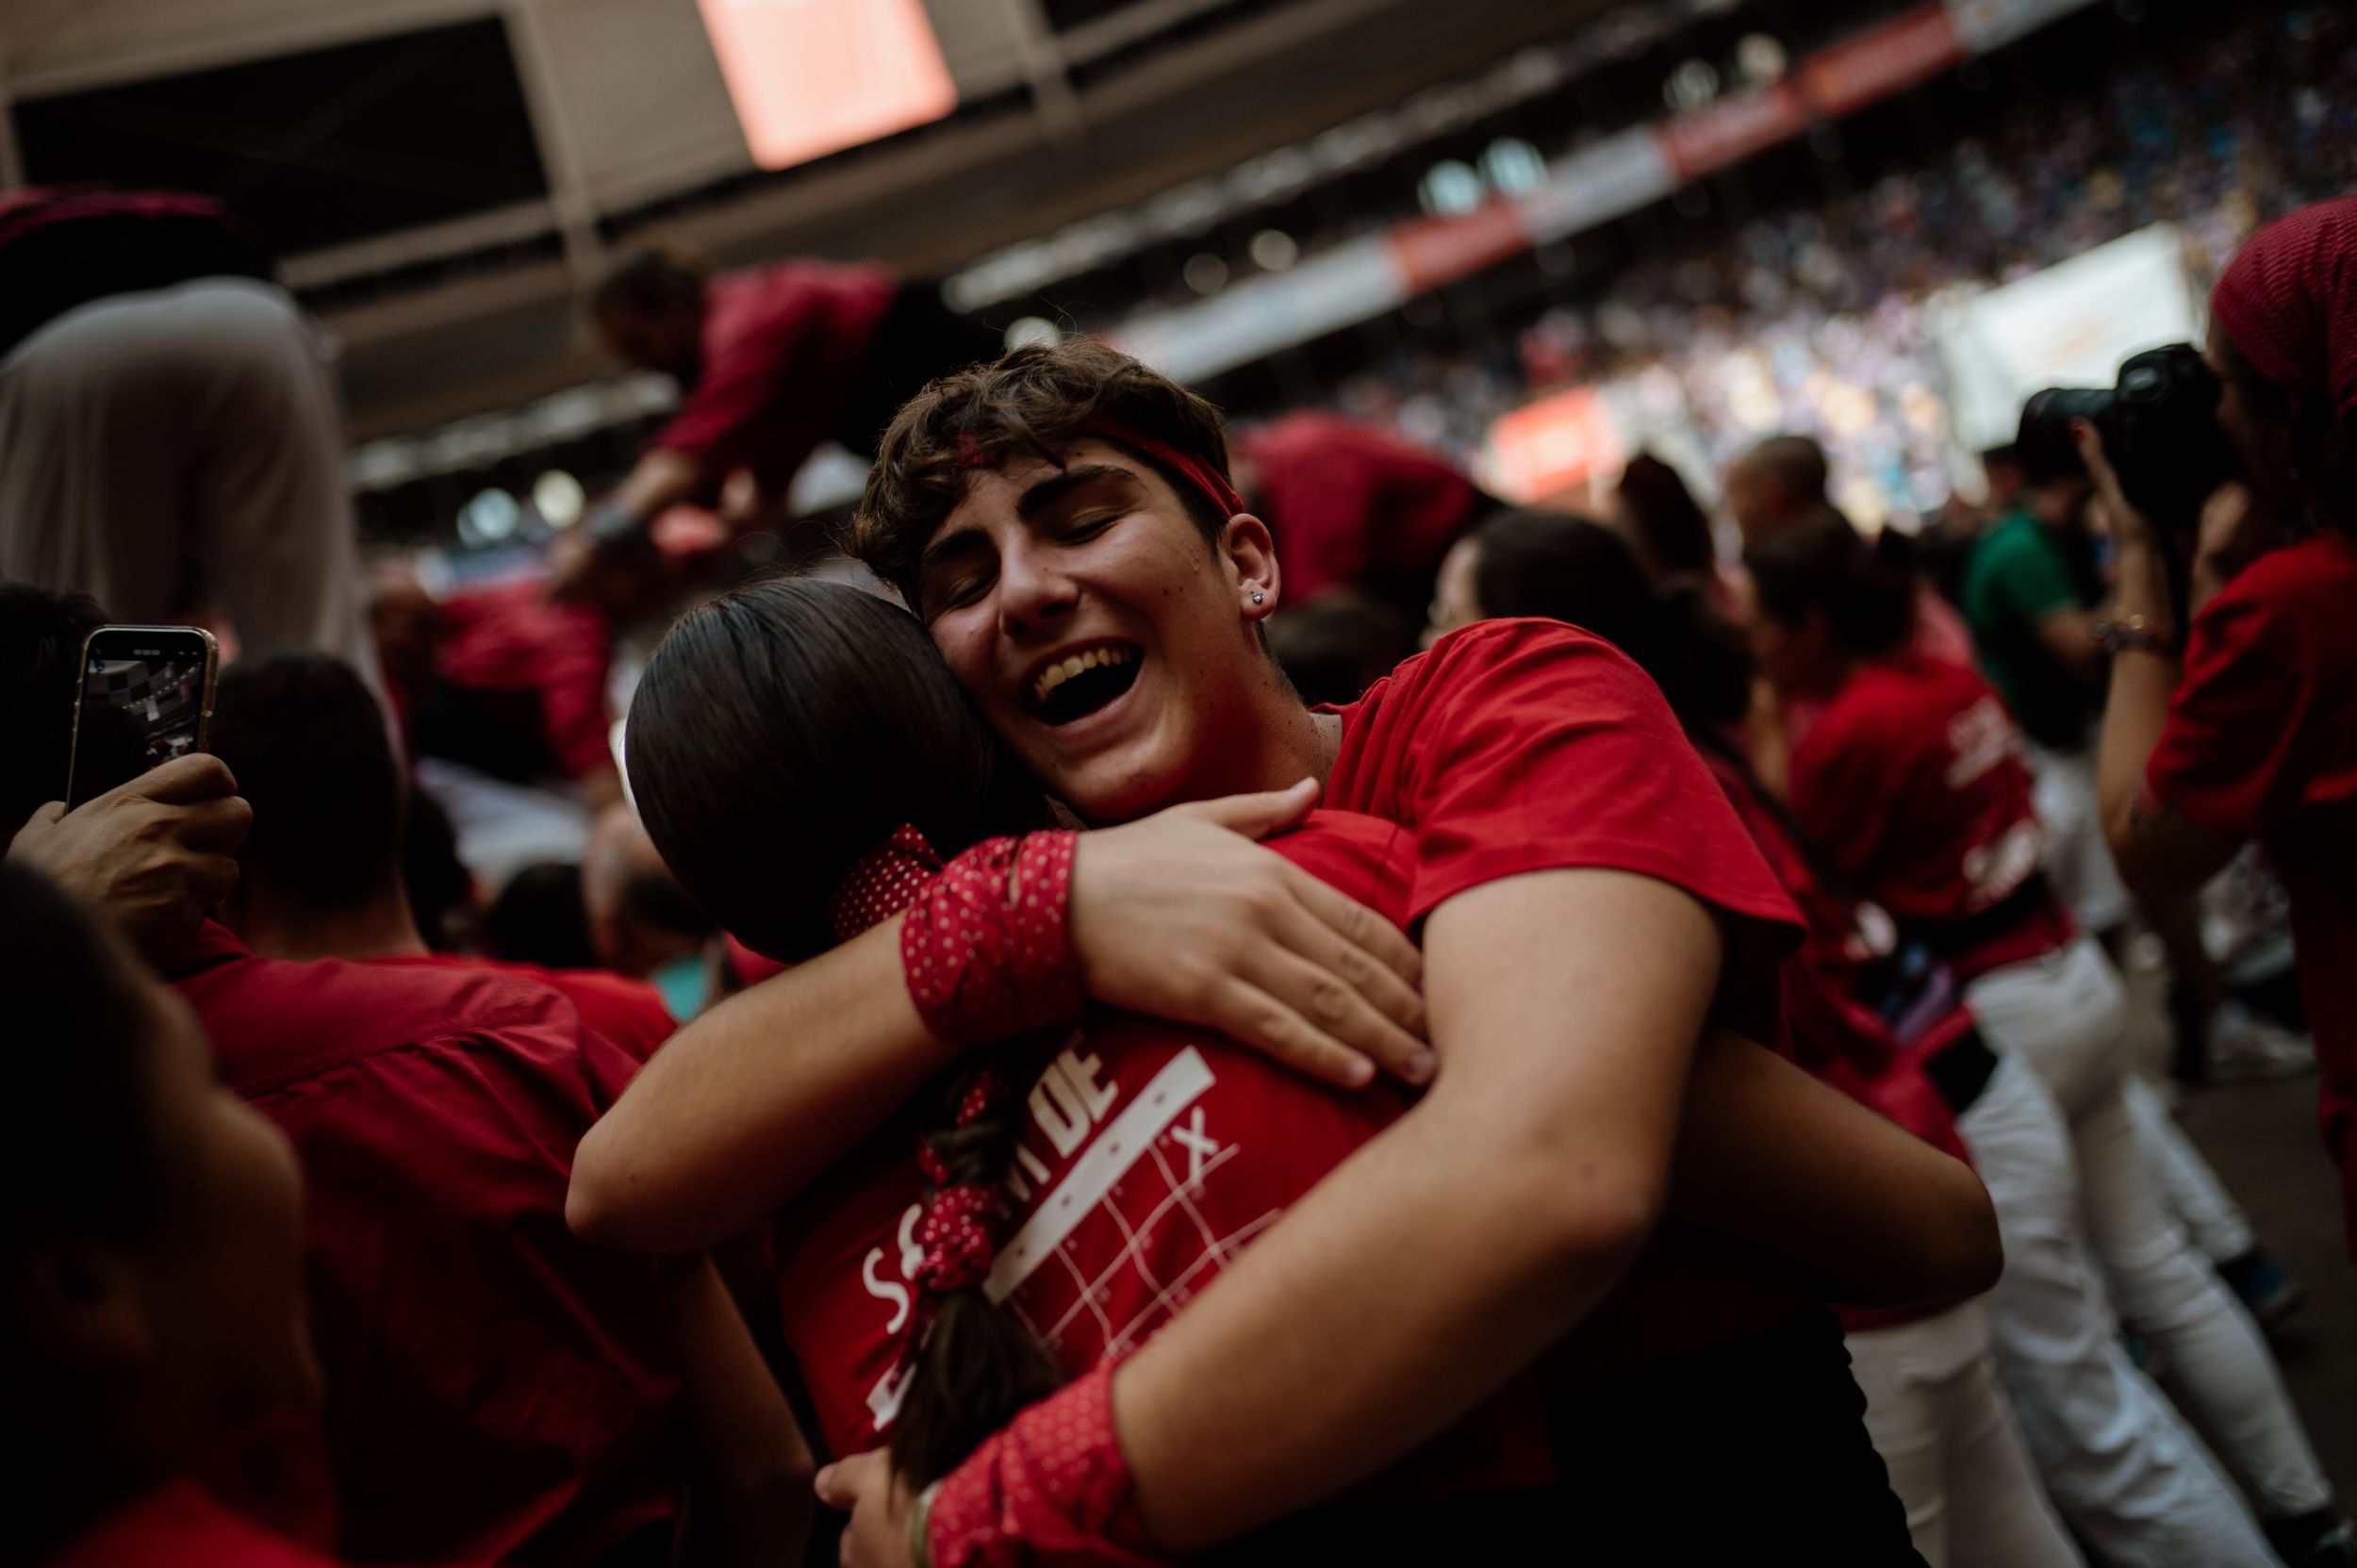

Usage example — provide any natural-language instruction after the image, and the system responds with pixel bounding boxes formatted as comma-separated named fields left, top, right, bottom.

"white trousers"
left=1850, top=1299, right=2083, bottom=1568
left=2128, top=1074, right=2256, bottom=1265
left=1956, top=1053, right=2277, bottom=1566
left=2031, top=744, right=2133, bottom=935
left=1968, top=937, right=2330, bottom=1523
left=0, top=279, right=375, bottom=680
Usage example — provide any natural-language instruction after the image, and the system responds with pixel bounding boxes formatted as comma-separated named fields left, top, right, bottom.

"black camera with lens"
left=2015, top=343, right=2240, bottom=536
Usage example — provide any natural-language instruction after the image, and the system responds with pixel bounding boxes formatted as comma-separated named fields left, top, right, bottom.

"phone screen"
left=67, top=627, right=218, bottom=810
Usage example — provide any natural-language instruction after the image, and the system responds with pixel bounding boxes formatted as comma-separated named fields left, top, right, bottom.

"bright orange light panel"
left=697, top=0, right=958, bottom=171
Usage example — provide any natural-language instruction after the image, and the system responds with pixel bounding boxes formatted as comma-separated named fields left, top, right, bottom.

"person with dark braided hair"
left=612, top=580, right=1547, bottom=1532
left=589, top=542, right=1997, bottom=1568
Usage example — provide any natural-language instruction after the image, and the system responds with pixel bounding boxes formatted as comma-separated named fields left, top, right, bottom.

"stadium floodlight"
left=1005, top=317, right=1063, bottom=352
left=1418, top=160, right=1484, bottom=217
left=534, top=470, right=585, bottom=529
left=1182, top=254, right=1231, bottom=295
left=1481, top=138, right=1548, bottom=197
left=1663, top=58, right=1719, bottom=111
left=1249, top=230, right=1299, bottom=272
left=1737, top=33, right=1788, bottom=83
left=456, top=488, right=521, bottom=549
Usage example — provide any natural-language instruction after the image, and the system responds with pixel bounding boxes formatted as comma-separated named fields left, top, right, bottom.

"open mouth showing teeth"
left=1030, top=643, right=1142, bottom=727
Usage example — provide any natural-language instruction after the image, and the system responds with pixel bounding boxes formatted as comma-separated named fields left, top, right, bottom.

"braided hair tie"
left=903, top=1066, right=1017, bottom=1358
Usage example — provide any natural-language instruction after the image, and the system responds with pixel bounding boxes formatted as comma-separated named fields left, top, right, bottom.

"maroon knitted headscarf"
left=2210, top=195, right=2357, bottom=417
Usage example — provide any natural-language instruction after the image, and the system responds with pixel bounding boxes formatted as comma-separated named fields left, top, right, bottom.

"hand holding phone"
left=66, top=625, right=221, bottom=811
left=9, top=753, right=252, bottom=967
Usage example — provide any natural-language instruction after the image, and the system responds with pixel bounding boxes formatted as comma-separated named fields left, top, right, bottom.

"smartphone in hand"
left=65, top=625, right=221, bottom=810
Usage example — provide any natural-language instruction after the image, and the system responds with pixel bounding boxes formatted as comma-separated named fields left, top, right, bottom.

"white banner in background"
left=1932, top=223, right=2202, bottom=454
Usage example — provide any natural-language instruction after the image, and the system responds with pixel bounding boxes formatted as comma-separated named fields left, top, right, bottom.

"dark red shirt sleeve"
left=2148, top=563, right=2334, bottom=839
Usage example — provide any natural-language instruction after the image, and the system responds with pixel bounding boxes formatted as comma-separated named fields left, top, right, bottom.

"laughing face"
left=912, top=438, right=1281, bottom=823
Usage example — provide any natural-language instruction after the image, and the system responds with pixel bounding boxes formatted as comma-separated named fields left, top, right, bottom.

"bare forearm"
left=2097, top=538, right=2190, bottom=889
left=1118, top=870, right=1712, bottom=1551
left=667, top=1254, right=816, bottom=1568
left=1116, top=1083, right=1648, bottom=1550
left=570, top=914, right=953, bottom=1249
left=1667, top=1032, right=2000, bottom=1307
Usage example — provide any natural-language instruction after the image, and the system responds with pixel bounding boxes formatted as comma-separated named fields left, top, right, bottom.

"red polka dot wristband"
left=897, top=831, right=1082, bottom=1051
left=926, top=1358, right=1163, bottom=1568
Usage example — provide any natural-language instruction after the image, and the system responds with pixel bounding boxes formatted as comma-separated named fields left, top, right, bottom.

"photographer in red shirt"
left=2085, top=196, right=2357, bottom=1263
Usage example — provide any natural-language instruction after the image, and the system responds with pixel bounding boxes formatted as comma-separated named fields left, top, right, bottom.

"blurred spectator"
left=209, top=652, right=677, bottom=1061
left=1612, top=451, right=1719, bottom=582
left=1726, top=436, right=1834, bottom=547
left=0, top=595, right=710, bottom=1564
left=1305, top=6, right=2355, bottom=532
left=1230, top=409, right=1493, bottom=610
left=583, top=244, right=1000, bottom=562
left=582, top=801, right=716, bottom=984
left=2091, top=194, right=2357, bottom=1265
left=485, top=860, right=601, bottom=971
left=1749, top=511, right=2349, bottom=1561
left=0, top=190, right=375, bottom=685
left=413, top=558, right=664, bottom=810
left=1, top=858, right=338, bottom=1567
left=1265, top=588, right=1418, bottom=706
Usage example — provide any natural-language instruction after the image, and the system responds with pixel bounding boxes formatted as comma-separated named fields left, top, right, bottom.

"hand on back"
left=1069, top=779, right=1432, bottom=1090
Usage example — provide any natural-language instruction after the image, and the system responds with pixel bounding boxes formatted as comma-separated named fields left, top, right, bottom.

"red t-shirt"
left=1788, top=654, right=2072, bottom=982
left=776, top=620, right=1808, bottom=1494
left=171, top=925, right=682, bottom=1567
left=373, top=951, right=675, bottom=1063
left=1328, top=619, right=1820, bottom=1384
left=432, top=582, right=616, bottom=781
left=2147, top=532, right=2357, bottom=1255
left=773, top=811, right=1553, bottom=1505
left=1780, top=585, right=1977, bottom=746
left=40, top=1481, right=346, bottom=1568
left=647, top=259, right=898, bottom=487
left=1234, top=412, right=1481, bottom=603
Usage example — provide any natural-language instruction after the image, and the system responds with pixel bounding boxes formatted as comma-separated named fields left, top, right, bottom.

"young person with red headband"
left=1747, top=512, right=2349, bottom=1567
left=575, top=342, right=2007, bottom=1564
left=2085, top=196, right=2357, bottom=1274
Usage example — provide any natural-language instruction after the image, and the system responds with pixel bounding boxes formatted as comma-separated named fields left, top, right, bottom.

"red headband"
left=2211, top=195, right=2357, bottom=418
left=954, top=421, right=1244, bottom=520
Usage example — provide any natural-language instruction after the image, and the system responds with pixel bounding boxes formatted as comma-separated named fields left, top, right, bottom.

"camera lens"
left=2017, top=387, right=2112, bottom=483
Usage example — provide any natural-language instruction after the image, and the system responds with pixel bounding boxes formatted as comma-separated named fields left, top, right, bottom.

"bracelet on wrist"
left=2090, top=614, right=2179, bottom=655
left=899, top=832, right=1081, bottom=1049
left=907, top=1480, right=940, bottom=1568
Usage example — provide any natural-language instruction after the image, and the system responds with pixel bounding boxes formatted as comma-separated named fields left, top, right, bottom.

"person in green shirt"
left=1960, top=451, right=2105, bottom=753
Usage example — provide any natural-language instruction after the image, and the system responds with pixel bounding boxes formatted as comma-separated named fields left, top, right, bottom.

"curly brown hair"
left=844, top=338, right=1236, bottom=611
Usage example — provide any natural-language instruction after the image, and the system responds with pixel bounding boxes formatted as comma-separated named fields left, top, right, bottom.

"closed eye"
left=1058, top=513, right=1120, bottom=544
left=934, top=566, right=997, bottom=614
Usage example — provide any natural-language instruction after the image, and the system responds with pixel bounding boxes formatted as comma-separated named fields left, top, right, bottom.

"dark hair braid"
left=889, top=1060, right=1066, bottom=1488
